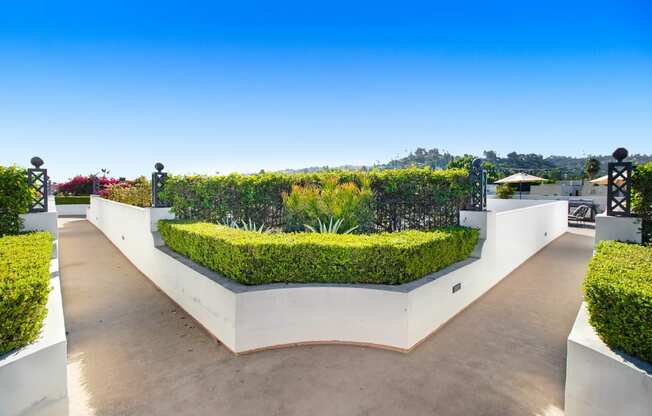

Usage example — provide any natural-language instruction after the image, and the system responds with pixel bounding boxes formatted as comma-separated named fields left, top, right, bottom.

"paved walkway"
left=60, top=218, right=594, bottom=416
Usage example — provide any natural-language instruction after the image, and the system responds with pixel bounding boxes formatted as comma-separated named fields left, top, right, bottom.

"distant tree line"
left=280, top=147, right=652, bottom=182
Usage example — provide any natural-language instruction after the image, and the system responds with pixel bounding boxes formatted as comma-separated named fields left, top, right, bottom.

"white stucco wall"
left=20, top=196, right=59, bottom=239
left=565, top=303, right=652, bottom=416
left=0, top=240, right=68, bottom=416
left=594, top=213, right=642, bottom=245
left=56, top=204, right=89, bottom=216
left=88, top=196, right=568, bottom=353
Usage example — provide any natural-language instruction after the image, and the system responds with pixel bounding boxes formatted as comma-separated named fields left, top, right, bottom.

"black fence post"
left=469, top=158, right=487, bottom=211
left=27, top=156, right=48, bottom=213
left=607, top=147, right=632, bottom=217
left=151, top=162, right=169, bottom=208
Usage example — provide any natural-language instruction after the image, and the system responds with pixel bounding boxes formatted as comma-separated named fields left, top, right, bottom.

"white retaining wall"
left=1, top=207, right=68, bottom=416
left=565, top=303, right=652, bottom=416
left=88, top=196, right=568, bottom=353
left=56, top=204, right=89, bottom=216
left=594, top=213, right=642, bottom=245
left=20, top=196, right=58, bottom=239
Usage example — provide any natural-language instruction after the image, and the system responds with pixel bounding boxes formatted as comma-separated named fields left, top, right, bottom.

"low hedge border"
left=584, top=241, right=652, bottom=363
left=54, top=195, right=91, bottom=205
left=0, top=232, right=53, bottom=355
left=158, top=220, right=479, bottom=285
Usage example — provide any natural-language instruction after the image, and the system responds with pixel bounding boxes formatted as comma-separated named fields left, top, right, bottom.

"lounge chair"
left=568, top=204, right=591, bottom=225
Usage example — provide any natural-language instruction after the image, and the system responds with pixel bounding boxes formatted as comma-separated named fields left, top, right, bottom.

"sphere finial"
left=612, top=148, right=628, bottom=162
left=155, top=162, right=164, bottom=172
left=30, top=156, right=44, bottom=168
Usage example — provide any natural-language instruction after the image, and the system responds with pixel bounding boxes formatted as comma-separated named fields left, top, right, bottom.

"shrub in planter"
left=102, top=177, right=152, bottom=207
left=56, top=175, right=118, bottom=195
left=584, top=241, right=652, bottom=362
left=632, top=162, right=652, bottom=245
left=162, top=168, right=470, bottom=232
left=0, top=165, right=34, bottom=237
left=54, top=195, right=90, bottom=205
left=282, top=178, right=374, bottom=233
left=496, top=183, right=515, bottom=199
left=158, top=220, right=479, bottom=285
left=0, top=232, right=53, bottom=355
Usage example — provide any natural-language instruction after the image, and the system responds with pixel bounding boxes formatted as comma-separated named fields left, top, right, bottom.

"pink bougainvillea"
left=55, top=175, right=119, bottom=196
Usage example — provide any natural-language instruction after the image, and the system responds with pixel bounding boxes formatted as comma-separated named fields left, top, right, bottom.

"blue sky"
left=1, top=1, right=650, bottom=181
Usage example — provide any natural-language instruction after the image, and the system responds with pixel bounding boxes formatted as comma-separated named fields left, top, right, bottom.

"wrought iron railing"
left=27, top=156, right=48, bottom=213
left=607, top=147, right=632, bottom=217
left=469, top=158, right=487, bottom=211
left=151, top=162, right=169, bottom=208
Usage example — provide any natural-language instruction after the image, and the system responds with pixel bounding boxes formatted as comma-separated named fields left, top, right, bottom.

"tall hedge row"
left=0, top=232, right=53, bottom=355
left=162, top=168, right=470, bottom=232
left=584, top=241, right=652, bottom=362
left=0, top=166, right=33, bottom=237
left=632, top=162, right=652, bottom=245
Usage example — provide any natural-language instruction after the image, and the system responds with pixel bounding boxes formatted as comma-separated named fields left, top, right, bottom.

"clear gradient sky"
left=1, top=1, right=650, bottom=181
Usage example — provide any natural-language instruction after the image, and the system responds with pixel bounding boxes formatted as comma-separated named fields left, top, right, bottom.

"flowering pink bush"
left=55, top=175, right=119, bottom=195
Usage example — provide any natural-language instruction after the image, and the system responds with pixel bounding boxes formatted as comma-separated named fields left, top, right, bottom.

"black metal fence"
left=607, top=147, right=632, bottom=217
left=468, top=158, right=486, bottom=211
left=27, top=156, right=48, bottom=213
left=151, top=162, right=169, bottom=208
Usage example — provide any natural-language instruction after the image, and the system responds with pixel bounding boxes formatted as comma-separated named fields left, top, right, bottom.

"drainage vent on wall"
left=452, top=283, right=462, bottom=293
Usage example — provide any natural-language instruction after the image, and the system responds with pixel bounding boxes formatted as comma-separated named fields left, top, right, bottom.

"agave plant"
left=217, top=217, right=238, bottom=228
left=218, top=217, right=269, bottom=233
left=304, top=217, right=359, bottom=234
left=239, top=218, right=269, bottom=233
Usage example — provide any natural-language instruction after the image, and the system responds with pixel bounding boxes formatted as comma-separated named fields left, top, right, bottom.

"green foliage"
left=0, top=165, right=34, bottom=237
left=496, top=183, right=515, bottom=199
left=632, top=162, right=652, bottom=245
left=54, top=195, right=90, bottom=205
left=584, top=241, right=652, bottom=363
left=222, top=218, right=270, bottom=233
left=446, top=155, right=499, bottom=183
left=304, top=217, right=358, bottom=234
left=0, top=232, right=53, bottom=355
left=162, top=168, right=470, bottom=232
left=158, top=220, right=479, bottom=285
left=584, top=157, right=601, bottom=179
left=103, top=177, right=152, bottom=207
left=282, top=178, right=373, bottom=232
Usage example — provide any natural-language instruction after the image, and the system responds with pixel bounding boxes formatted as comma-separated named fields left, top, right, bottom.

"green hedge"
left=0, top=232, right=53, bottom=355
left=54, top=195, right=90, bottom=205
left=161, top=168, right=470, bottom=232
left=584, top=241, right=652, bottom=362
left=0, top=165, right=33, bottom=237
left=158, top=220, right=479, bottom=285
left=632, top=162, right=652, bottom=245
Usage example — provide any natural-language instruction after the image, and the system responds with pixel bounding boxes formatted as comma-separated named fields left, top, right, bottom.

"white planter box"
left=88, top=196, right=568, bottom=353
left=0, top=240, right=68, bottom=416
left=565, top=303, right=652, bottom=416
left=20, top=196, right=59, bottom=239
left=56, top=204, right=89, bottom=216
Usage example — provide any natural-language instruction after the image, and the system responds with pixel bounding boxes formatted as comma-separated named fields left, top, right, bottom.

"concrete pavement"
left=59, top=218, right=593, bottom=416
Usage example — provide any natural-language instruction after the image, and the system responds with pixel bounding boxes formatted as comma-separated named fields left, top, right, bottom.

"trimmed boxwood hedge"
left=55, top=195, right=90, bottom=205
left=158, top=220, right=479, bottom=285
left=0, top=232, right=53, bottom=355
left=584, top=241, right=652, bottom=363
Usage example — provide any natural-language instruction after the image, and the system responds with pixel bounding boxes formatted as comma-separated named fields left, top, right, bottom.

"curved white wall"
left=88, top=196, right=567, bottom=353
